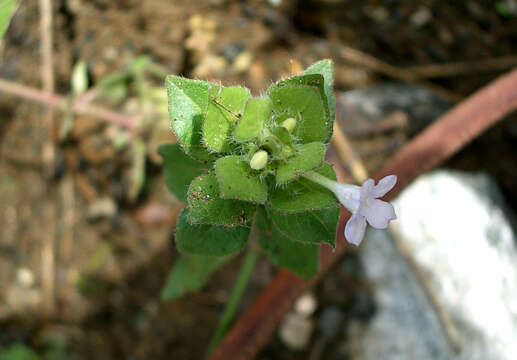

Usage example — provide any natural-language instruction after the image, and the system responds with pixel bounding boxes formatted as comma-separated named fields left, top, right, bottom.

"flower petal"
left=344, top=213, right=367, bottom=246
left=361, top=199, right=397, bottom=229
left=371, top=175, right=397, bottom=198
left=335, top=184, right=361, bottom=212
left=360, top=178, right=375, bottom=198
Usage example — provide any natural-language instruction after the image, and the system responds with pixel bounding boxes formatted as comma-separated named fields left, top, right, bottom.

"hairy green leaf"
left=302, top=60, right=335, bottom=141
left=0, top=0, right=20, bottom=40
left=256, top=208, right=319, bottom=279
left=176, top=209, right=250, bottom=256
left=276, top=142, right=326, bottom=184
left=159, top=143, right=208, bottom=202
left=268, top=75, right=328, bottom=143
left=270, top=162, right=338, bottom=212
left=166, top=75, right=213, bottom=162
left=234, top=97, right=271, bottom=142
left=161, top=254, right=230, bottom=300
left=187, top=172, right=255, bottom=226
left=215, top=155, right=268, bottom=203
left=203, top=86, right=250, bottom=152
left=267, top=205, right=339, bottom=248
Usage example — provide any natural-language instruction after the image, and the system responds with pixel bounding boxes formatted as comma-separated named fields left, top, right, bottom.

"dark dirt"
left=1, top=0, right=517, bottom=359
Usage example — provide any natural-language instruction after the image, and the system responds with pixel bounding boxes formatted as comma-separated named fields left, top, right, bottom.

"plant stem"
left=0, top=78, right=137, bottom=129
left=302, top=170, right=338, bottom=190
left=206, top=247, right=259, bottom=356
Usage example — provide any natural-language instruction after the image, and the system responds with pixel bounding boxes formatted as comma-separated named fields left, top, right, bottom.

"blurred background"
left=1, top=0, right=517, bottom=359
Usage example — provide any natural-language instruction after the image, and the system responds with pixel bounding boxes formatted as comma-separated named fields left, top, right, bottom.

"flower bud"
left=281, top=118, right=296, bottom=132
left=250, top=150, right=268, bottom=170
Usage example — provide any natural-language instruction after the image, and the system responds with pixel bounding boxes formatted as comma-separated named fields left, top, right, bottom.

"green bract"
left=161, top=60, right=338, bottom=279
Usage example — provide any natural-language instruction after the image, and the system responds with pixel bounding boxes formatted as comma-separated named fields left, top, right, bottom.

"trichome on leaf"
left=160, top=59, right=396, bottom=279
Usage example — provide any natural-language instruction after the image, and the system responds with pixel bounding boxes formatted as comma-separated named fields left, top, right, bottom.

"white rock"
left=390, top=171, right=517, bottom=359
left=350, top=170, right=517, bottom=360
left=351, top=229, right=452, bottom=360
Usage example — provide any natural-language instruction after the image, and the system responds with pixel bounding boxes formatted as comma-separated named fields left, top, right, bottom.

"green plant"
left=0, top=344, right=39, bottom=360
left=161, top=60, right=343, bottom=279
left=0, top=0, right=21, bottom=41
left=159, top=62, right=397, bottom=346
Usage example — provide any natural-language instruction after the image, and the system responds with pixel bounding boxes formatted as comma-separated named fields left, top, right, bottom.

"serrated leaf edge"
left=166, top=76, right=215, bottom=162
left=301, top=59, right=335, bottom=142
left=267, top=71, right=333, bottom=144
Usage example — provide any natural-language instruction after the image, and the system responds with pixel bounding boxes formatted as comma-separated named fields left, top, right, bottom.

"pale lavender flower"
left=302, top=173, right=397, bottom=246
left=340, top=176, right=397, bottom=246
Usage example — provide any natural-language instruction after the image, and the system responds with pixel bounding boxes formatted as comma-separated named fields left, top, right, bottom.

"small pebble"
left=279, top=312, right=314, bottom=350
left=87, top=197, right=117, bottom=221
left=232, top=51, right=253, bottom=73
left=294, top=293, right=317, bottom=316
left=411, top=7, right=432, bottom=27
left=104, top=46, right=118, bottom=61
left=16, top=268, right=35, bottom=288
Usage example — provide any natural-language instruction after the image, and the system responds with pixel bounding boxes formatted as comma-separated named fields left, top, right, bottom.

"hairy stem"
left=302, top=170, right=337, bottom=190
